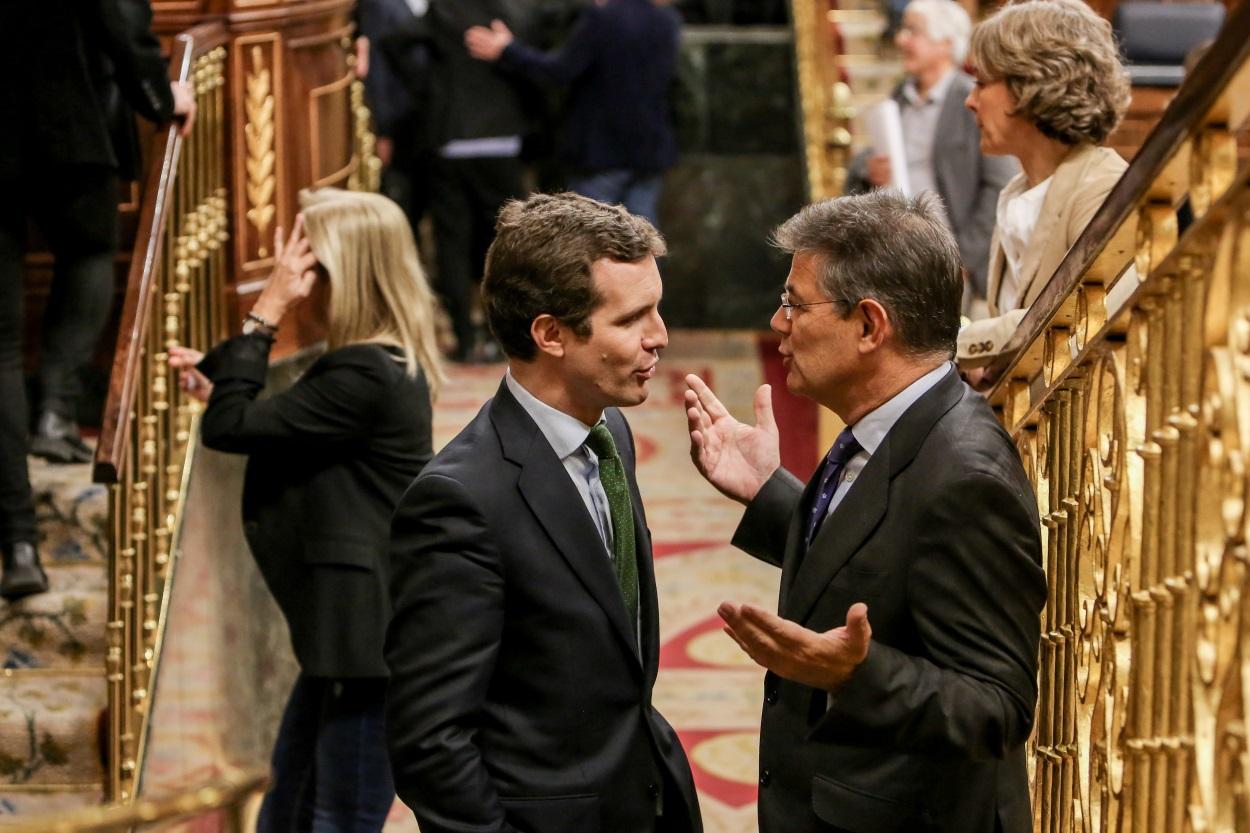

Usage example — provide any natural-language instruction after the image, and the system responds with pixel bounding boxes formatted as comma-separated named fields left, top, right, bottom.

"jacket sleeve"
left=496, top=8, right=598, bottom=86
left=730, top=468, right=805, bottom=568
left=957, top=153, right=1018, bottom=300
left=385, top=473, right=519, bottom=833
left=95, top=0, right=174, bottom=123
left=196, top=337, right=387, bottom=454
left=812, top=472, right=1046, bottom=759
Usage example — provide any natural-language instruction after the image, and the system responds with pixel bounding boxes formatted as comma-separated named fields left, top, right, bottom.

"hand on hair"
left=253, top=215, right=319, bottom=326
left=169, top=345, right=213, bottom=403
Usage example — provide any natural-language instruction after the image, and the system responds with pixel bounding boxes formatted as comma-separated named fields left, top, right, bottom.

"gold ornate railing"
left=790, top=0, right=855, bottom=201
left=982, top=2, right=1250, bottom=827
left=3, top=769, right=266, bottom=833
left=92, top=23, right=231, bottom=803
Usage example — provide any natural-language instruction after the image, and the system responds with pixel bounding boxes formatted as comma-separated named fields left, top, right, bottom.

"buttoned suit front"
left=386, top=380, right=701, bottom=833
left=732, top=368, right=1046, bottom=833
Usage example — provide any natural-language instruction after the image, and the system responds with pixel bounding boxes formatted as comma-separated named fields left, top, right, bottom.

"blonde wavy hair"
left=298, top=188, right=445, bottom=397
left=969, top=0, right=1130, bottom=146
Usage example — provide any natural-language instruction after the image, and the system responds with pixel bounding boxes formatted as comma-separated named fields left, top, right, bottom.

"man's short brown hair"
left=483, top=192, right=666, bottom=361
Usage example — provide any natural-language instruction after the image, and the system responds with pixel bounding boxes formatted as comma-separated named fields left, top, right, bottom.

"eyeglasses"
left=779, top=291, right=839, bottom=321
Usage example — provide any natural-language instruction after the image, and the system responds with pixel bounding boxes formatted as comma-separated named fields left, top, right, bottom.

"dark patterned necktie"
left=585, top=424, right=638, bottom=622
left=805, top=426, right=863, bottom=548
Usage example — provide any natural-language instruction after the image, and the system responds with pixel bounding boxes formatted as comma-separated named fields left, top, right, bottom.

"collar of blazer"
left=780, top=367, right=966, bottom=624
left=489, top=380, right=653, bottom=673
left=986, top=142, right=1109, bottom=316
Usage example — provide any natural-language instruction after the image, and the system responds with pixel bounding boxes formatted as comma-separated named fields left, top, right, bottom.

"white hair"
left=906, top=0, right=972, bottom=64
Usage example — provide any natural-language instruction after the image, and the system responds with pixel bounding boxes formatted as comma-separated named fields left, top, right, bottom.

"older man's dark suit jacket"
left=732, top=368, right=1045, bottom=833
left=386, top=381, right=701, bottom=833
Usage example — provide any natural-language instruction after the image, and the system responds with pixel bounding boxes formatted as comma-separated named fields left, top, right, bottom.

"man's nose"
left=644, top=313, right=669, bottom=351
left=770, top=306, right=788, bottom=335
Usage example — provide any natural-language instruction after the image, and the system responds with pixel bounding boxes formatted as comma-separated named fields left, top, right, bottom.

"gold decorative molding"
left=244, top=44, right=276, bottom=257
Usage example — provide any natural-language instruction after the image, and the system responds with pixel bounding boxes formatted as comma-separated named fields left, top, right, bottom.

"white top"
left=995, top=175, right=1052, bottom=312
left=505, top=371, right=615, bottom=556
left=899, top=69, right=955, bottom=209
left=824, top=362, right=951, bottom=518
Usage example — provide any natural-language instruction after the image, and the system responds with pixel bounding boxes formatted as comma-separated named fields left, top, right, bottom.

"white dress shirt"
left=823, top=362, right=952, bottom=518
left=505, top=371, right=615, bottom=556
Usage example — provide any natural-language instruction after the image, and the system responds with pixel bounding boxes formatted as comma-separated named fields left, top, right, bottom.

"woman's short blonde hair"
left=969, top=0, right=1130, bottom=146
left=299, top=188, right=445, bottom=397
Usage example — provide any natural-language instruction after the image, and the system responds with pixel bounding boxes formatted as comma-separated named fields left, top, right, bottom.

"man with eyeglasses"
left=684, top=189, right=1045, bottom=833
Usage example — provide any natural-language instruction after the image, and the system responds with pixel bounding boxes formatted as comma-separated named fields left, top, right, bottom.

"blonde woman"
left=170, top=188, right=443, bottom=833
left=957, top=0, right=1131, bottom=377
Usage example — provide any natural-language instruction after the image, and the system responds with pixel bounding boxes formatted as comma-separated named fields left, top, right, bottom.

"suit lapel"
left=491, top=384, right=642, bottom=666
left=782, top=369, right=967, bottom=625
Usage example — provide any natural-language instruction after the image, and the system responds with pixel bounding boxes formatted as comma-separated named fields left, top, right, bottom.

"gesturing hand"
left=685, top=375, right=780, bottom=504
left=465, top=20, right=513, bottom=62
left=168, top=345, right=212, bottom=403
left=251, top=215, right=319, bottom=327
left=718, top=601, right=872, bottom=691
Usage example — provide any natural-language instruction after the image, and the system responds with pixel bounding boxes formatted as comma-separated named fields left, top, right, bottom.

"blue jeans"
left=256, top=676, right=394, bottom=833
left=568, top=169, right=665, bottom=227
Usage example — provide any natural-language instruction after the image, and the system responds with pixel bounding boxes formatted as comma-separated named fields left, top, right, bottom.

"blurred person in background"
left=465, top=0, right=681, bottom=228
left=957, top=0, right=1130, bottom=380
left=170, top=189, right=443, bottom=833
left=0, top=0, right=194, bottom=599
left=846, top=0, right=1017, bottom=316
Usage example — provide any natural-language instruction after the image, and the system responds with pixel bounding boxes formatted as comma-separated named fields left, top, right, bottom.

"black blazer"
left=732, top=368, right=1046, bottom=833
left=497, top=0, right=681, bottom=174
left=197, top=335, right=433, bottom=678
left=0, top=0, right=174, bottom=180
left=386, top=381, right=701, bottom=833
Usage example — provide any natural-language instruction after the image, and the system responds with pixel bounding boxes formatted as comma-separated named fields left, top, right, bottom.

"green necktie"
left=586, top=423, right=638, bottom=623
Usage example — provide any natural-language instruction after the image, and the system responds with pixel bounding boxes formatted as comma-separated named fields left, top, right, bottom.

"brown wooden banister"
left=93, top=22, right=229, bottom=485
left=984, top=0, right=1250, bottom=395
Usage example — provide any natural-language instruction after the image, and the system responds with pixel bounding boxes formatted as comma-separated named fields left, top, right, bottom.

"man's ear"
left=530, top=314, right=566, bottom=359
left=857, top=299, right=892, bottom=352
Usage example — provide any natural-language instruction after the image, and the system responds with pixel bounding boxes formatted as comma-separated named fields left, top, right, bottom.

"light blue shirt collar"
left=505, top=370, right=602, bottom=460
left=849, top=362, right=951, bottom=455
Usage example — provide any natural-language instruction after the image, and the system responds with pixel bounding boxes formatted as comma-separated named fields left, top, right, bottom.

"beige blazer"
left=958, top=144, right=1127, bottom=365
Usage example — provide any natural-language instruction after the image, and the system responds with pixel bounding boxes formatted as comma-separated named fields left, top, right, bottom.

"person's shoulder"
left=923, top=392, right=1028, bottom=487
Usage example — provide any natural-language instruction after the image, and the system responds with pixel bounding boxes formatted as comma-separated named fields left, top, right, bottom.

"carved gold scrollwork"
left=244, top=45, right=276, bottom=257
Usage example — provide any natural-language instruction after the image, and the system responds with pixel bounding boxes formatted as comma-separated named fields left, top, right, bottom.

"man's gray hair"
left=773, top=190, right=963, bottom=358
left=906, top=0, right=972, bottom=64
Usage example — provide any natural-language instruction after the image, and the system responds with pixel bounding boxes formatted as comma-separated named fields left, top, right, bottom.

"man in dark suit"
left=386, top=192, right=702, bottom=833
left=684, top=190, right=1046, bottom=832
left=464, top=0, right=682, bottom=227
left=0, top=0, right=194, bottom=598
left=845, top=0, right=1017, bottom=314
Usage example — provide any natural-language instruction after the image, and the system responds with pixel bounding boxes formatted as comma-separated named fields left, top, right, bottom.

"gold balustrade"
left=980, top=3, right=1250, bottom=827
left=93, top=24, right=231, bottom=804
left=790, top=0, right=855, bottom=201
left=2, top=769, right=266, bottom=833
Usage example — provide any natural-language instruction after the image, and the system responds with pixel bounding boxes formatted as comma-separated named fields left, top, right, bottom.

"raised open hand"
left=718, top=601, right=872, bottom=691
left=685, top=375, right=781, bottom=504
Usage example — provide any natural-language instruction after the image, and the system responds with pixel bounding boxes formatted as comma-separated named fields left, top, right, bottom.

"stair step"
left=0, top=568, right=108, bottom=671
left=0, top=675, right=105, bottom=787
left=29, top=458, right=107, bottom=567
left=0, top=786, right=103, bottom=822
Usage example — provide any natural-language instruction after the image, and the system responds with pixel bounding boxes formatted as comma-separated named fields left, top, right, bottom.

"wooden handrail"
left=93, top=22, right=229, bottom=485
left=985, top=0, right=1250, bottom=394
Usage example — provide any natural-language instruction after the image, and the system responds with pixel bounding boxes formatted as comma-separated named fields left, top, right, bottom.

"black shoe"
left=30, top=411, right=93, bottom=465
left=1, top=542, right=49, bottom=601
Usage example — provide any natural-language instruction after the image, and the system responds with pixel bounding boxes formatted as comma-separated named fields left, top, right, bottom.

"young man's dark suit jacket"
left=732, top=367, right=1045, bottom=833
left=197, top=335, right=434, bottom=677
left=386, top=380, right=701, bottom=833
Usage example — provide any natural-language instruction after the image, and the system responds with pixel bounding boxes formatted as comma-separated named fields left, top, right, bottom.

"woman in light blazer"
left=169, top=188, right=444, bottom=833
left=957, top=0, right=1131, bottom=374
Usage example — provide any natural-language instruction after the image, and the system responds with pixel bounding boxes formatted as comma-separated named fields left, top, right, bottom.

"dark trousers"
left=257, top=675, right=395, bottom=833
left=428, top=155, right=523, bottom=356
left=0, top=165, right=118, bottom=545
